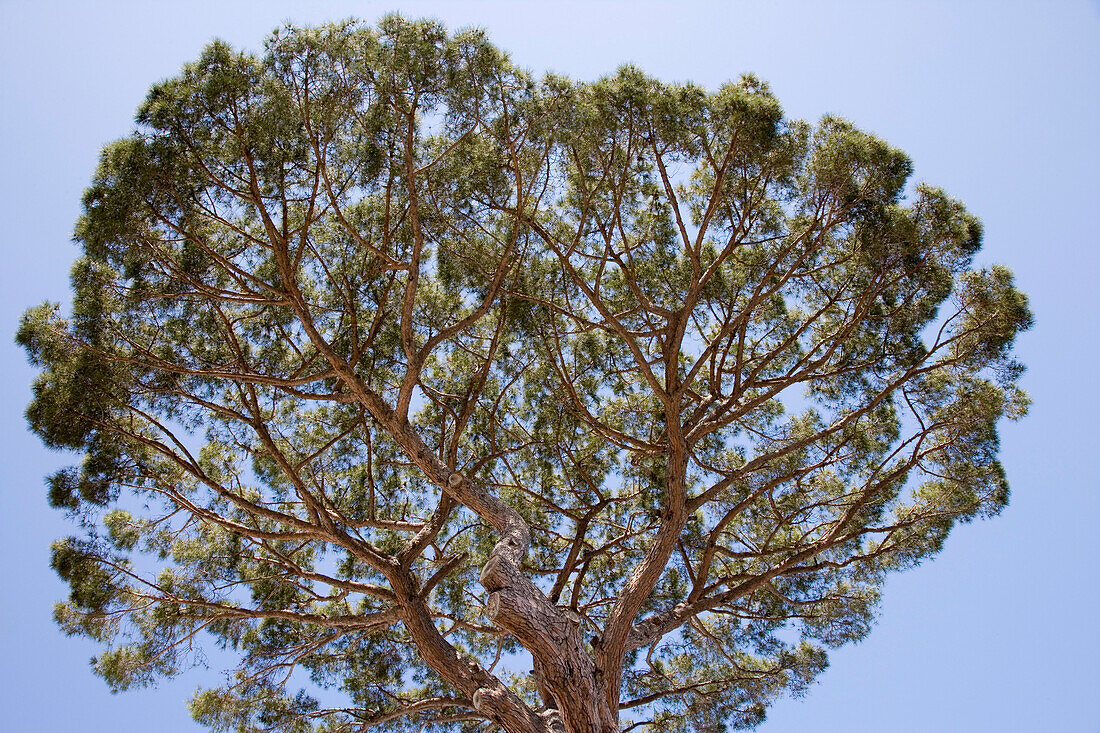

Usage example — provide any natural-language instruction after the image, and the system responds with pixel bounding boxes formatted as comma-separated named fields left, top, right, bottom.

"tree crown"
left=20, top=16, right=1031, bottom=733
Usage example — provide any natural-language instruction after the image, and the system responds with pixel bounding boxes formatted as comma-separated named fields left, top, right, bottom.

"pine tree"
left=19, top=17, right=1031, bottom=733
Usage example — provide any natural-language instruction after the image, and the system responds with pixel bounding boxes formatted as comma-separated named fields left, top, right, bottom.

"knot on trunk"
left=537, top=707, right=567, bottom=733
left=471, top=685, right=506, bottom=713
left=479, top=554, right=513, bottom=593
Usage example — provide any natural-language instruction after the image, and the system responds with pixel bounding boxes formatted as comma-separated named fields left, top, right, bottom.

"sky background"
left=1, top=1, right=1097, bottom=731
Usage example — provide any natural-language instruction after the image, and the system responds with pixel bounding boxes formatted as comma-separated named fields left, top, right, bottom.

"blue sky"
left=1, top=1, right=1097, bottom=731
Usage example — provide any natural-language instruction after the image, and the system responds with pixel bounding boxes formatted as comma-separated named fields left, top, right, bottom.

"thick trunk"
left=392, top=576, right=549, bottom=733
left=481, top=553, right=619, bottom=733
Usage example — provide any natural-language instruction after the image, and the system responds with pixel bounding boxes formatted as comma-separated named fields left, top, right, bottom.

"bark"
left=392, top=575, right=549, bottom=733
left=479, top=524, right=618, bottom=733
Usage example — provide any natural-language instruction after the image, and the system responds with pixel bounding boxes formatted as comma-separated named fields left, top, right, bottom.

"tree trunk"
left=481, top=555, right=619, bottom=733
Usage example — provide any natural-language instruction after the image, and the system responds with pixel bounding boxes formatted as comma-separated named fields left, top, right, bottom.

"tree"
left=18, top=16, right=1031, bottom=733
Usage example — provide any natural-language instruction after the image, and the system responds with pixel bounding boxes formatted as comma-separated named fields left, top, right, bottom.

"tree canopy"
left=19, top=16, right=1031, bottom=733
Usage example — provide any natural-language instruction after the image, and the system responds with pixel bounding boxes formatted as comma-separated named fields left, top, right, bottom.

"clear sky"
left=1, top=1, right=1097, bottom=731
